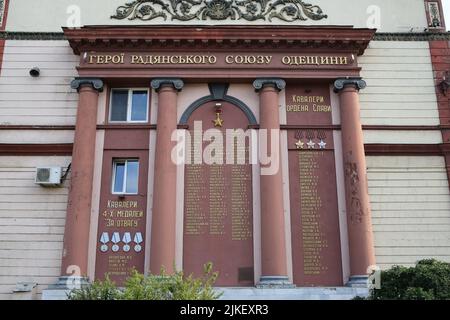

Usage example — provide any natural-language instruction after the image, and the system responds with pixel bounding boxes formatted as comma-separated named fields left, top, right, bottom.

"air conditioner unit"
left=35, top=167, right=62, bottom=187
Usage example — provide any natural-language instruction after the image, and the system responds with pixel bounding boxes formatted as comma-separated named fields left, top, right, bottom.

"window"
left=110, top=89, right=148, bottom=122
left=112, top=159, right=139, bottom=194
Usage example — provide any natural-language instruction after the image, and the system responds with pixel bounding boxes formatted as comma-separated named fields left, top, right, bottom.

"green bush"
left=67, top=275, right=121, bottom=300
left=68, top=262, right=222, bottom=300
left=368, top=259, right=450, bottom=300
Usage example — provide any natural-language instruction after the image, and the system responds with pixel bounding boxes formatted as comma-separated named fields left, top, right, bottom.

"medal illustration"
left=99, top=232, right=110, bottom=253
left=212, top=103, right=224, bottom=127
left=306, top=130, right=316, bottom=149
left=111, top=232, right=120, bottom=252
left=122, top=232, right=131, bottom=252
left=134, top=232, right=143, bottom=252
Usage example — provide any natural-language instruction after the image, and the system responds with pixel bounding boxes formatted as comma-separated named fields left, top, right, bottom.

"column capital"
left=70, top=77, right=104, bottom=92
left=253, top=78, right=286, bottom=92
left=151, top=78, right=184, bottom=92
left=333, top=77, right=366, bottom=93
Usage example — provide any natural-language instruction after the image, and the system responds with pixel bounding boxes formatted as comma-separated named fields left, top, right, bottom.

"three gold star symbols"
left=213, top=112, right=224, bottom=127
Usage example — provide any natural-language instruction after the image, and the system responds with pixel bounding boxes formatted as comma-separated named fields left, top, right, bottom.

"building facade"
left=0, top=0, right=449, bottom=300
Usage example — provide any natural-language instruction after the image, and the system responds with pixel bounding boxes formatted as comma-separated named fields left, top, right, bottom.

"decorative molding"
left=63, top=26, right=376, bottom=56
left=150, top=78, right=184, bottom=91
left=333, top=77, right=366, bottom=93
left=0, top=31, right=66, bottom=40
left=97, top=124, right=157, bottom=130
left=425, top=0, right=446, bottom=30
left=71, top=78, right=104, bottom=92
left=373, top=32, right=450, bottom=41
left=0, top=0, right=8, bottom=30
left=179, top=86, right=257, bottom=125
left=281, top=125, right=341, bottom=130
left=0, top=143, right=73, bottom=156
left=427, top=1, right=444, bottom=28
left=0, top=31, right=448, bottom=42
left=0, top=142, right=447, bottom=157
left=111, top=0, right=327, bottom=23
left=364, top=144, right=443, bottom=156
left=362, top=125, right=447, bottom=131
left=0, top=0, right=5, bottom=28
left=1, top=124, right=446, bottom=131
left=253, top=78, right=286, bottom=92
left=209, top=83, right=229, bottom=100
left=0, top=125, right=76, bottom=130
left=282, top=125, right=449, bottom=131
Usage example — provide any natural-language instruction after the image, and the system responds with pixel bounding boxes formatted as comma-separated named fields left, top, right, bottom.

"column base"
left=256, top=276, right=295, bottom=289
left=346, top=275, right=369, bottom=288
left=42, top=276, right=90, bottom=300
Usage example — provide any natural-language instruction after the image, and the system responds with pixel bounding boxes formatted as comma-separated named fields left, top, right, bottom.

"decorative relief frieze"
left=427, top=1, right=443, bottom=28
left=0, top=0, right=5, bottom=27
left=111, top=0, right=328, bottom=22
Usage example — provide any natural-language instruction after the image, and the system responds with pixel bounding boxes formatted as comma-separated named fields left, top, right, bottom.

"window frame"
left=111, top=159, right=140, bottom=195
left=109, top=88, right=149, bottom=123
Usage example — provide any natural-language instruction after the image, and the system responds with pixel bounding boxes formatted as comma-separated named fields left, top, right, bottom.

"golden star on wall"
left=213, top=113, right=224, bottom=127
left=295, top=139, right=304, bottom=149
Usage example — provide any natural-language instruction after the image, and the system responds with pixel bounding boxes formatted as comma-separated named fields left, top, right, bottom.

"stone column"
left=253, top=78, right=292, bottom=287
left=334, top=78, right=376, bottom=286
left=61, top=78, right=104, bottom=280
left=149, top=78, right=184, bottom=274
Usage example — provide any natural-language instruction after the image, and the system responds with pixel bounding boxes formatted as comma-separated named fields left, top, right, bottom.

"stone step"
left=217, top=287, right=369, bottom=300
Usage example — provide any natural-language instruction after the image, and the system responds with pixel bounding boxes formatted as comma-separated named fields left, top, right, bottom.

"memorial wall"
left=0, top=0, right=449, bottom=300
left=286, top=84, right=343, bottom=286
left=95, top=128, right=150, bottom=283
left=183, top=101, right=254, bottom=286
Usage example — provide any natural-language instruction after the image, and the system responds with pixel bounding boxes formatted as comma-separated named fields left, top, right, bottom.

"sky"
left=443, top=0, right=450, bottom=30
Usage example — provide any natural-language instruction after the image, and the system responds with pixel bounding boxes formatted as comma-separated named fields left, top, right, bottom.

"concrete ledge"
left=217, top=287, right=369, bottom=300
left=256, top=276, right=295, bottom=289
left=41, top=283, right=370, bottom=300
left=346, top=275, right=370, bottom=288
left=41, top=289, right=72, bottom=300
left=41, top=276, right=90, bottom=300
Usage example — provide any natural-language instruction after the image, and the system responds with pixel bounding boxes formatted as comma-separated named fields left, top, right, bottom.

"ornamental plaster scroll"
left=112, top=0, right=328, bottom=23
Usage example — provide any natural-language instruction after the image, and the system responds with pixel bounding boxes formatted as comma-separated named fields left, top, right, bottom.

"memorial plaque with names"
left=286, top=84, right=343, bottom=286
left=95, top=150, right=148, bottom=284
left=183, top=101, right=254, bottom=286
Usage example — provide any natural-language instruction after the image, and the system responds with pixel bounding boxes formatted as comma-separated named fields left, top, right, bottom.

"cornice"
left=0, top=30, right=448, bottom=42
left=62, top=25, right=376, bottom=55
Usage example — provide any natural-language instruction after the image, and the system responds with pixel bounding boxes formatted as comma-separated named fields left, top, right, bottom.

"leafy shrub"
left=68, top=262, right=222, bottom=300
left=67, top=275, right=121, bottom=300
left=367, top=259, right=450, bottom=300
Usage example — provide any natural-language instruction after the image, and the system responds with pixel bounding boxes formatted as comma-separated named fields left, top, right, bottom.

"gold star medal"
left=213, top=112, right=224, bottom=127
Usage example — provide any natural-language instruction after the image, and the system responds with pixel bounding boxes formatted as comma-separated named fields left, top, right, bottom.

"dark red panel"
left=95, top=150, right=149, bottom=284
left=95, top=96, right=151, bottom=284
left=286, top=86, right=343, bottom=286
left=285, top=84, right=332, bottom=126
left=288, top=147, right=343, bottom=286
left=183, top=101, right=254, bottom=287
